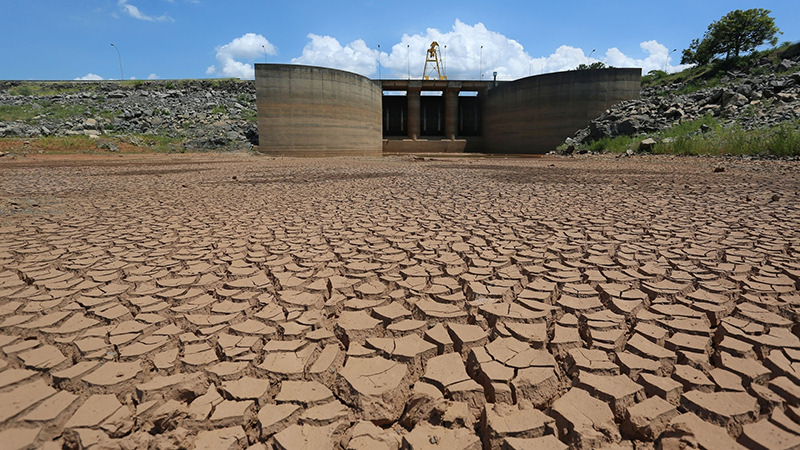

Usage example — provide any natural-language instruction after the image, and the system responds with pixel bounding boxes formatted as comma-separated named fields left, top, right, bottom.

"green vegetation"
left=656, top=121, right=800, bottom=157
left=0, top=103, right=87, bottom=123
left=575, top=62, right=608, bottom=70
left=120, top=80, right=146, bottom=88
left=211, top=105, right=228, bottom=115
left=127, top=133, right=183, bottom=152
left=581, top=115, right=800, bottom=157
left=8, top=83, right=82, bottom=96
left=1, top=135, right=98, bottom=153
left=241, top=109, right=257, bottom=123
left=642, top=41, right=800, bottom=96
left=682, top=9, right=781, bottom=65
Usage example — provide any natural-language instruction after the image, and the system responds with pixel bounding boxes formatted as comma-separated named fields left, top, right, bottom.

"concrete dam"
left=254, top=64, right=641, bottom=156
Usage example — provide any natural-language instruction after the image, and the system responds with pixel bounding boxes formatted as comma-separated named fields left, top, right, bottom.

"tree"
left=575, top=62, right=607, bottom=70
left=682, top=9, right=781, bottom=65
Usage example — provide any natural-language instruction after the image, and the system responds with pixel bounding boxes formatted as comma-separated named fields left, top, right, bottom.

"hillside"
left=562, top=43, right=800, bottom=157
left=0, top=79, right=257, bottom=153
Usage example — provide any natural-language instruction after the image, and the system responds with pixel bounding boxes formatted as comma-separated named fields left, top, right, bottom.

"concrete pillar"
left=407, top=81, right=421, bottom=140
left=444, top=82, right=461, bottom=140
left=477, top=86, right=488, bottom=138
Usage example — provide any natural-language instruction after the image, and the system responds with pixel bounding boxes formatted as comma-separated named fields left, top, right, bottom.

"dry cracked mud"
left=0, top=152, right=799, bottom=449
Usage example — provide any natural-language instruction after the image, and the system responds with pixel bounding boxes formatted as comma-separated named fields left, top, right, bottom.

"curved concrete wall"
left=255, top=64, right=382, bottom=156
left=483, top=68, right=641, bottom=154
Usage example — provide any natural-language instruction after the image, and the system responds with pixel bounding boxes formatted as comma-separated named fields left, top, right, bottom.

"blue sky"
left=2, top=1, right=798, bottom=81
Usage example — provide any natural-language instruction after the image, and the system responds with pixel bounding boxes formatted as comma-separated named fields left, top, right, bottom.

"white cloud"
left=378, top=20, right=692, bottom=80
left=210, top=21, right=689, bottom=81
left=75, top=73, right=104, bottom=80
left=118, top=0, right=173, bottom=22
left=291, top=34, right=378, bottom=75
left=285, top=20, right=688, bottom=80
left=605, top=40, right=691, bottom=75
left=147, top=73, right=159, bottom=80
left=207, top=33, right=277, bottom=80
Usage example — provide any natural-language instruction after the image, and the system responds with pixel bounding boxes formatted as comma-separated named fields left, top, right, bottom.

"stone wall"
left=255, top=64, right=383, bottom=156
left=483, top=68, right=641, bottom=154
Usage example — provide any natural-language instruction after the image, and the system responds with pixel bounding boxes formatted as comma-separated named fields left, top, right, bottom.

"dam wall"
left=254, top=64, right=383, bottom=156
left=255, top=65, right=640, bottom=155
left=483, top=68, right=641, bottom=154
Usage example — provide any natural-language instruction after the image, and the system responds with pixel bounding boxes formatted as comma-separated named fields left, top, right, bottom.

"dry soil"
left=0, top=153, right=799, bottom=449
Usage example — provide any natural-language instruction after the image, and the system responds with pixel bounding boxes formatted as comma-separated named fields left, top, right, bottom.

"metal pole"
left=479, top=45, right=483, bottom=80
left=262, top=45, right=268, bottom=63
left=407, top=44, right=410, bottom=80
left=665, top=48, right=676, bottom=72
left=110, top=43, right=123, bottom=80
left=377, top=44, right=381, bottom=79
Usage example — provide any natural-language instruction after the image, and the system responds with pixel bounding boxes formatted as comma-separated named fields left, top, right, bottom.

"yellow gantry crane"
left=423, top=41, right=447, bottom=80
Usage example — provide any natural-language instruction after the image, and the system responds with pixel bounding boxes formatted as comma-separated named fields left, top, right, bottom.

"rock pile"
left=0, top=80, right=258, bottom=150
left=564, top=55, right=800, bottom=150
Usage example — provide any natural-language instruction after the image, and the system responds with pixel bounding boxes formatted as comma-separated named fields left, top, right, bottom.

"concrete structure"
left=255, top=64, right=382, bottom=156
left=379, top=80, right=491, bottom=154
left=254, top=64, right=640, bottom=155
left=483, top=68, right=641, bottom=153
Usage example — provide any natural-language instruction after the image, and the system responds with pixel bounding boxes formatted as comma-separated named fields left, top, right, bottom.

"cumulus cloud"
left=209, top=21, right=688, bottom=81
left=605, top=40, right=691, bottom=75
left=147, top=73, right=159, bottom=80
left=378, top=20, right=688, bottom=80
left=206, top=33, right=277, bottom=80
left=118, top=0, right=173, bottom=22
left=75, top=73, right=104, bottom=80
left=291, top=34, right=378, bottom=75
left=282, top=20, right=687, bottom=80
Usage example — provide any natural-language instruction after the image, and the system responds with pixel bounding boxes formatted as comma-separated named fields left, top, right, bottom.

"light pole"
left=589, top=48, right=596, bottom=60
left=479, top=45, right=483, bottom=80
left=407, top=44, right=410, bottom=79
left=110, top=43, right=123, bottom=80
left=443, top=44, right=446, bottom=78
left=665, top=48, right=676, bottom=72
left=377, top=44, right=381, bottom=79
left=262, top=45, right=268, bottom=63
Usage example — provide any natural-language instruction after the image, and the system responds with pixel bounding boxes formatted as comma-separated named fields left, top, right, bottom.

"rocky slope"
left=563, top=52, right=800, bottom=152
left=0, top=79, right=258, bottom=151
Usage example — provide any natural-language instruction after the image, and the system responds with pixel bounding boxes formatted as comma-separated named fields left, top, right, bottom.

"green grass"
left=241, top=109, right=257, bottom=123
left=586, top=135, right=641, bottom=153
left=0, top=103, right=88, bottom=123
left=128, top=133, right=183, bottom=152
left=19, top=135, right=98, bottom=152
left=655, top=121, right=800, bottom=157
left=8, top=83, right=82, bottom=97
left=583, top=115, right=800, bottom=157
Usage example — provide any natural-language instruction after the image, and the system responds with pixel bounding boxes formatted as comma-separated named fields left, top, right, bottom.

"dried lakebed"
left=0, top=153, right=799, bottom=449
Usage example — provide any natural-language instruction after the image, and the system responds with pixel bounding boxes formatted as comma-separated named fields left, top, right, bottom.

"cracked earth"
left=0, top=153, right=799, bottom=449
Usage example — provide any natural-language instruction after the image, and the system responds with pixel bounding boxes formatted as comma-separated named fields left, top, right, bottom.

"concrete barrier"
left=255, top=64, right=382, bottom=156
left=483, top=68, right=641, bottom=154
